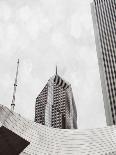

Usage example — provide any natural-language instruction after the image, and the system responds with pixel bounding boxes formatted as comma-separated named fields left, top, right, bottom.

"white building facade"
left=91, top=0, right=116, bottom=125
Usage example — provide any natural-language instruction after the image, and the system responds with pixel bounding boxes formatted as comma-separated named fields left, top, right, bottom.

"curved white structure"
left=0, top=104, right=116, bottom=155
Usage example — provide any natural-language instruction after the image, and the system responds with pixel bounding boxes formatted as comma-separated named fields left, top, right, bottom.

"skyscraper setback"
left=35, top=71, right=77, bottom=129
left=91, top=0, right=116, bottom=125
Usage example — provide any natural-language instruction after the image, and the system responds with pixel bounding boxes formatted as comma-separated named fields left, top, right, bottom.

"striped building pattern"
left=35, top=73, right=77, bottom=129
left=91, top=0, right=116, bottom=125
left=0, top=105, right=116, bottom=155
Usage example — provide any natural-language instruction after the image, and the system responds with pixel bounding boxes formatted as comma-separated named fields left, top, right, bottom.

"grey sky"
left=0, top=0, right=106, bottom=129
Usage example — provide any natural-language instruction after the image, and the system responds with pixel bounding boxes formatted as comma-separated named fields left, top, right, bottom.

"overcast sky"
left=0, top=0, right=106, bottom=129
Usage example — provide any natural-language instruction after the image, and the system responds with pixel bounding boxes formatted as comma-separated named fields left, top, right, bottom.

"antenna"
left=11, top=59, right=20, bottom=111
left=56, top=65, right=58, bottom=75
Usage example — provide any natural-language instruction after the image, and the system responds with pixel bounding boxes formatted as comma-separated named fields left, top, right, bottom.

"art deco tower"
left=91, top=0, right=116, bottom=125
left=35, top=69, right=77, bottom=129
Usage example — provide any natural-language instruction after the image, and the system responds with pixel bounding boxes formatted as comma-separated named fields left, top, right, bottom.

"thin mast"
left=11, top=59, right=20, bottom=111
left=56, top=65, right=57, bottom=75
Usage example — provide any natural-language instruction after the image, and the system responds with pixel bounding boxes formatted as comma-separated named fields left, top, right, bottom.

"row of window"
left=95, top=0, right=116, bottom=124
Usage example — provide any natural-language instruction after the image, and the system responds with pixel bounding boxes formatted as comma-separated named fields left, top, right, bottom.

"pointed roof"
left=56, top=65, right=58, bottom=75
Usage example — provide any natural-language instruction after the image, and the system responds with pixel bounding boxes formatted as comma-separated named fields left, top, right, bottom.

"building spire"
left=11, top=59, right=20, bottom=111
left=56, top=65, right=57, bottom=75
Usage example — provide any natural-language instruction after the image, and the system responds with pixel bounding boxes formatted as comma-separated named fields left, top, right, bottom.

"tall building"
left=91, top=0, right=116, bottom=125
left=35, top=70, right=77, bottom=129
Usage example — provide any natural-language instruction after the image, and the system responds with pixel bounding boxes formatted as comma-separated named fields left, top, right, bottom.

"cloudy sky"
left=0, top=0, right=106, bottom=129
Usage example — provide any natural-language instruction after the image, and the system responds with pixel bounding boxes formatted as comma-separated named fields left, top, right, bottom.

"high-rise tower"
left=91, top=0, right=116, bottom=125
left=35, top=70, right=77, bottom=129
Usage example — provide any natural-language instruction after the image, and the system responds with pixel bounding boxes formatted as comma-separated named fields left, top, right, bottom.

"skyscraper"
left=35, top=70, right=77, bottom=129
left=91, top=0, right=116, bottom=125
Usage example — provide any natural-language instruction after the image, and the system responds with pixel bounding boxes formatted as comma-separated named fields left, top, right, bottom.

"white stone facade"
left=0, top=104, right=116, bottom=155
left=91, top=0, right=116, bottom=125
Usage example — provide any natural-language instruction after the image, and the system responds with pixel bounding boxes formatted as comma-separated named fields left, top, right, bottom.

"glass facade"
left=35, top=74, right=77, bottom=129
